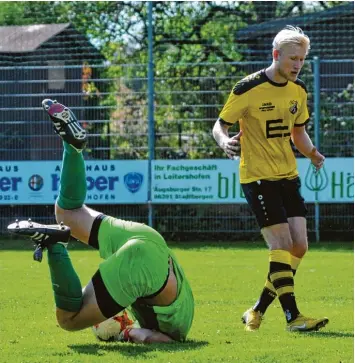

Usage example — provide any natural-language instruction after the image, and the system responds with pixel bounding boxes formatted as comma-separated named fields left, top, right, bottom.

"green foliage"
left=320, top=84, right=354, bottom=156
left=0, top=1, right=65, bottom=25
left=0, top=1, right=352, bottom=159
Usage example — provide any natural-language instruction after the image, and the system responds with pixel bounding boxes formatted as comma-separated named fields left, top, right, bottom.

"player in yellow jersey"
left=213, top=26, right=328, bottom=332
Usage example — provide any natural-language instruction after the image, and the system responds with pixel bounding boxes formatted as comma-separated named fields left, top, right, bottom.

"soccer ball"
left=91, top=308, right=139, bottom=342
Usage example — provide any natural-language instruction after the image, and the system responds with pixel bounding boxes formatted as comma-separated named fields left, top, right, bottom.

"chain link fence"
left=0, top=1, right=353, bottom=240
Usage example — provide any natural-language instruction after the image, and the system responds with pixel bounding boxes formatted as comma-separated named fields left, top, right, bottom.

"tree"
left=0, top=1, right=65, bottom=25
left=0, top=1, right=351, bottom=159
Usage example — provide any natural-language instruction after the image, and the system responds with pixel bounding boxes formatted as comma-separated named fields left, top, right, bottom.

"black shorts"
left=241, top=177, right=307, bottom=229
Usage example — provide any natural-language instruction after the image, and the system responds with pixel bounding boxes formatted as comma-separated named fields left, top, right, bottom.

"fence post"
left=313, top=56, right=320, bottom=242
left=147, top=1, right=155, bottom=227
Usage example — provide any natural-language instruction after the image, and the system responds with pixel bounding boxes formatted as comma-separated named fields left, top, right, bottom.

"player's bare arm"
left=212, top=119, right=242, bottom=159
left=291, top=126, right=325, bottom=170
left=127, top=328, right=174, bottom=343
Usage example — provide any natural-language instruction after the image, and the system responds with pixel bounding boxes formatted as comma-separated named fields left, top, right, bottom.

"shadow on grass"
left=301, top=331, right=354, bottom=338
left=68, top=339, right=208, bottom=358
left=1, top=238, right=353, bottom=252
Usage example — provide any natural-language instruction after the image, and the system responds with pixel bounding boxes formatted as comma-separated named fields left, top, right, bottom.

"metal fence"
left=0, top=1, right=353, bottom=241
left=0, top=58, right=353, bottom=240
left=1, top=60, right=353, bottom=159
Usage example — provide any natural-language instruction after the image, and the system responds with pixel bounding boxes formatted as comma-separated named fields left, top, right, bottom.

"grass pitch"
left=0, top=240, right=353, bottom=363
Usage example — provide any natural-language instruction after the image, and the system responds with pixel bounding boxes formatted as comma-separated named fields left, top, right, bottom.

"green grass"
left=0, top=240, right=353, bottom=363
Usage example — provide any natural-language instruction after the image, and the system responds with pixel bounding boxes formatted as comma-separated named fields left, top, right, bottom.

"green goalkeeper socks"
left=57, top=141, right=87, bottom=210
left=47, top=243, right=83, bottom=312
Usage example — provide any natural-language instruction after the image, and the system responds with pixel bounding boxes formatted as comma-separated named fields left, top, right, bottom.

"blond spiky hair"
left=273, top=25, right=310, bottom=53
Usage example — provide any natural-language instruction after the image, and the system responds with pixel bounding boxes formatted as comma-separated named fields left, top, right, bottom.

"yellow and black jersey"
left=219, top=69, right=309, bottom=183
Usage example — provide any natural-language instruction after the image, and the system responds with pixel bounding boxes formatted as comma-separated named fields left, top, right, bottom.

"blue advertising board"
left=0, top=161, right=148, bottom=204
left=0, top=158, right=352, bottom=204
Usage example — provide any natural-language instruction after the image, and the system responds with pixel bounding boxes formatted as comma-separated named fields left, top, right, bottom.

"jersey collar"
left=262, top=69, right=288, bottom=87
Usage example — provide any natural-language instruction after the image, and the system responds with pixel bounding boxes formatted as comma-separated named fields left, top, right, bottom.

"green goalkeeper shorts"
left=90, top=215, right=194, bottom=342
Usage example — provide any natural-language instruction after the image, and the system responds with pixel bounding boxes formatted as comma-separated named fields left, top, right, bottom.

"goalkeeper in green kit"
left=8, top=99, right=194, bottom=344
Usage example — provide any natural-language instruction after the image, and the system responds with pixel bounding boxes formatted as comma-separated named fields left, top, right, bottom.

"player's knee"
left=56, top=311, right=79, bottom=332
left=266, top=238, right=293, bottom=251
left=57, top=318, right=74, bottom=332
left=292, top=241, right=308, bottom=258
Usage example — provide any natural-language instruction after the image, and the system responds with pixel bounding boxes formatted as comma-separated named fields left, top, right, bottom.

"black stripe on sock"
left=253, top=287, right=277, bottom=314
left=269, top=261, right=291, bottom=273
left=92, top=269, right=125, bottom=318
left=265, top=287, right=277, bottom=298
left=279, top=294, right=300, bottom=322
left=272, top=277, right=294, bottom=289
left=88, top=214, right=106, bottom=250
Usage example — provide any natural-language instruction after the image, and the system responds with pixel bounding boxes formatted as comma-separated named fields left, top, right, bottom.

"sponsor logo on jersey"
left=259, top=102, right=275, bottom=112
